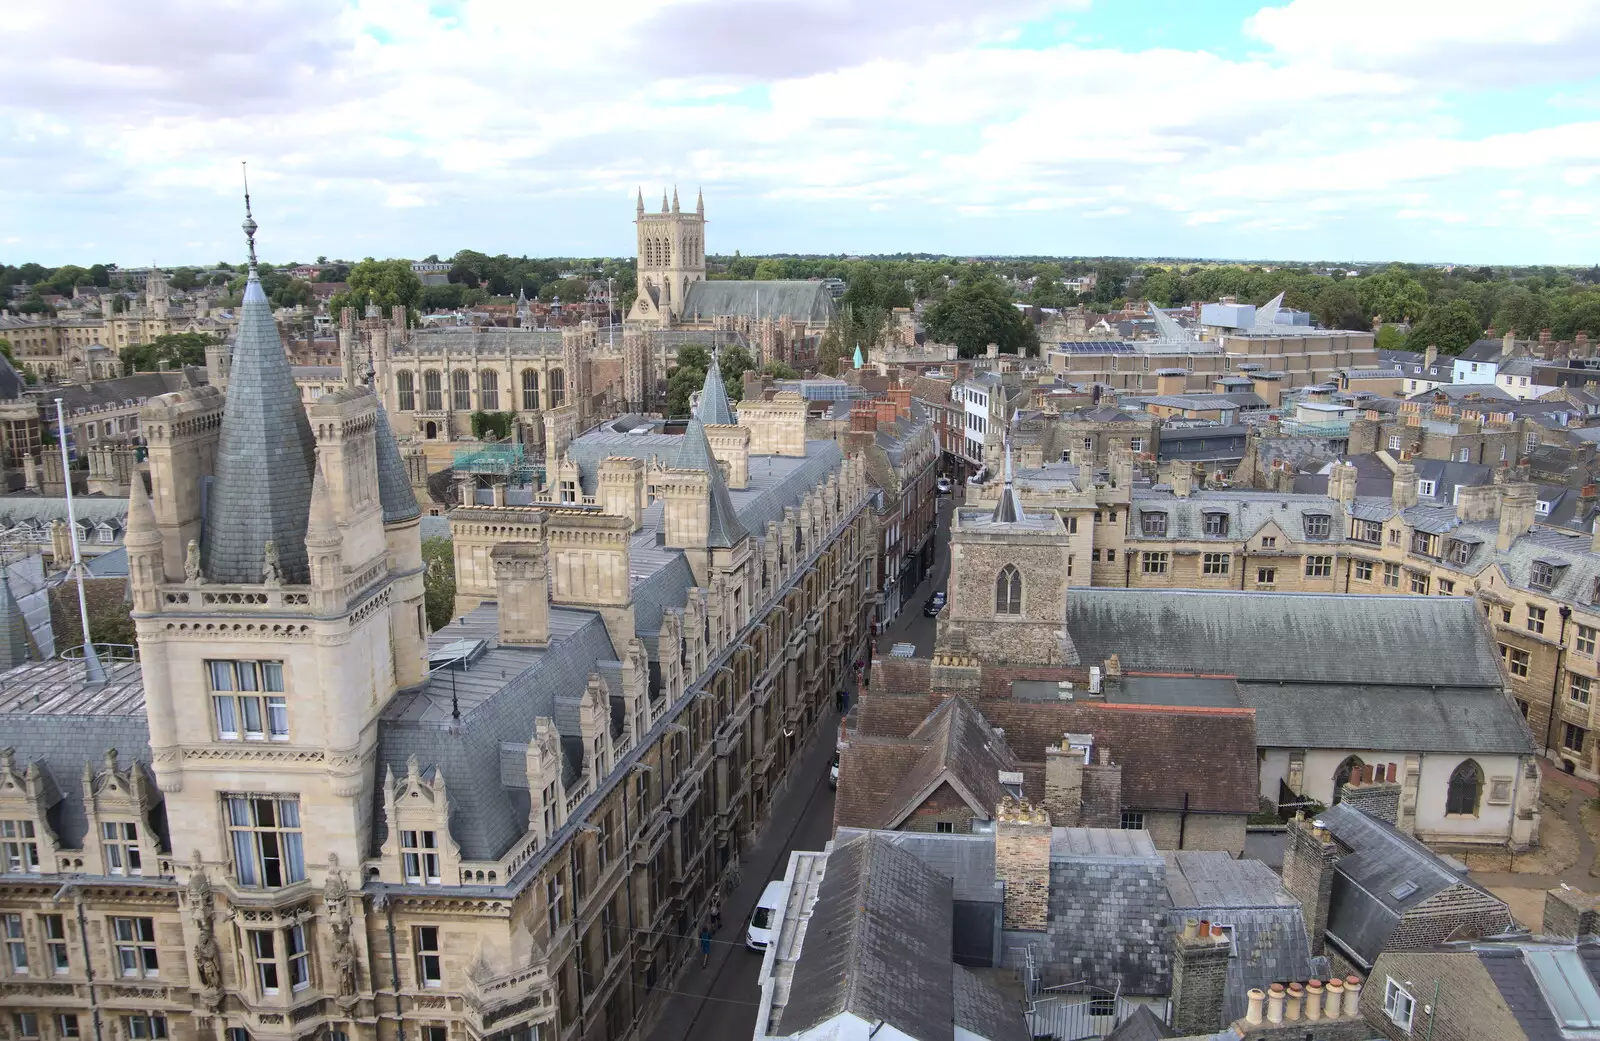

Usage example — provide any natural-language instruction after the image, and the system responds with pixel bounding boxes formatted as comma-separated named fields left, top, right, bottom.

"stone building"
left=0, top=210, right=874, bottom=1041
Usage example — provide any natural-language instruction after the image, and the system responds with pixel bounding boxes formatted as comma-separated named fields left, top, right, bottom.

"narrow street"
left=643, top=493, right=957, bottom=1040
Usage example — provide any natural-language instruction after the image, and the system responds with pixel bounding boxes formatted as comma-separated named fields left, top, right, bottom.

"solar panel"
left=1526, top=949, right=1600, bottom=1028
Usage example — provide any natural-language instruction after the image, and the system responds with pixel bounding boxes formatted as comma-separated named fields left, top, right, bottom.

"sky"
left=4, top=0, right=1600, bottom=268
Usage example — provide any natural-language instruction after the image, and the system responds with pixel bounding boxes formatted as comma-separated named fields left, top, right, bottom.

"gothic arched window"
left=1331, top=755, right=1365, bottom=804
left=451, top=369, right=471, bottom=411
left=479, top=369, right=499, bottom=411
left=549, top=368, right=565, bottom=408
left=423, top=370, right=442, bottom=411
left=1446, top=759, right=1483, bottom=816
left=521, top=369, right=540, bottom=411
left=396, top=370, right=415, bottom=411
left=995, top=566, right=1022, bottom=615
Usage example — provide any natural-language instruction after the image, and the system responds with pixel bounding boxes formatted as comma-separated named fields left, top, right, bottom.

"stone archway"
left=424, top=421, right=438, bottom=440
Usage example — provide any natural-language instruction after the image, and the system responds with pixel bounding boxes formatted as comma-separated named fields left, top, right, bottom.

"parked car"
left=747, top=881, right=786, bottom=950
left=829, top=751, right=839, bottom=789
left=936, top=477, right=953, bottom=494
left=923, top=591, right=946, bottom=616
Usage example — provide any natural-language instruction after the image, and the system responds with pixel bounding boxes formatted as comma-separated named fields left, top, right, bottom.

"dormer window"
left=1140, top=511, right=1168, bottom=537
left=1531, top=560, right=1564, bottom=592
left=1303, top=513, right=1331, bottom=539
left=101, top=822, right=142, bottom=876
left=1202, top=512, right=1229, bottom=537
left=1353, top=519, right=1382, bottom=544
left=1448, top=539, right=1474, bottom=566
left=401, top=830, right=441, bottom=885
left=1417, top=479, right=1436, bottom=498
left=1536, top=500, right=1553, bottom=516
left=1411, top=531, right=1439, bottom=557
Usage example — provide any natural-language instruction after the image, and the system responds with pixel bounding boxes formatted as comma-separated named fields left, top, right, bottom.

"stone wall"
left=1543, top=886, right=1600, bottom=938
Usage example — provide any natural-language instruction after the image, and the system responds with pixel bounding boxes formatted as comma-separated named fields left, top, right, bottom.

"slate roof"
left=777, top=834, right=959, bottom=1040
left=201, top=267, right=319, bottom=583
left=1164, top=851, right=1326, bottom=1022
left=1063, top=588, right=1505, bottom=688
left=1129, top=488, right=1347, bottom=543
left=1238, top=683, right=1534, bottom=754
left=681, top=280, right=837, bottom=326
left=1320, top=803, right=1510, bottom=968
left=835, top=696, right=1024, bottom=830
left=694, top=352, right=736, bottom=425
left=1103, top=1005, right=1176, bottom=1041
left=50, top=372, right=188, bottom=411
left=1038, top=827, right=1172, bottom=995
left=953, top=965, right=1032, bottom=1041
left=373, top=401, right=421, bottom=523
left=670, top=416, right=748, bottom=548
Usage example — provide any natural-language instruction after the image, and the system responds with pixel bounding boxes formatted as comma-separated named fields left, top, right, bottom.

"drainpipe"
left=381, top=897, right=406, bottom=1041
left=1344, top=557, right=1353, bottom=594
left=65, top=887, right=104, bottom=1041
left=1543, top=606, right=1574, bottom=759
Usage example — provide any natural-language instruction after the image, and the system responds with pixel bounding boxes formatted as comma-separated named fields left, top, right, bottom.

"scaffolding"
left=451, top=442, right=543, bottom=485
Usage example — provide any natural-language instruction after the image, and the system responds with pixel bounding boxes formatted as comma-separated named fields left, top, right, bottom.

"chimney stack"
left=1499, top=483, right=1537, bottom=552
left=994, top=797, right=1051, bottom=932
left=1391, top=460, right=1418, bottom=511
left=1171, top=918, right=1232, bottom=1036
left=1281, top=816, right=1344, bottom=955
left=1043, top=739, right=1087, bottom=825
left=492, top=542, right=551, bottom=647
left=1172, top=465, right=1193, bottom=499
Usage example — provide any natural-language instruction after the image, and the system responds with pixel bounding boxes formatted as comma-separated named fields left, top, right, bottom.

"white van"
left=746, top=880, right=786, bottom=950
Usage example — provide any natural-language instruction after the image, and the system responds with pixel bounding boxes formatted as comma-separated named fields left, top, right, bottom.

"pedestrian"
left=699, top=925, right=713, bottom=967
left=709, top=889, right=723, bottom=931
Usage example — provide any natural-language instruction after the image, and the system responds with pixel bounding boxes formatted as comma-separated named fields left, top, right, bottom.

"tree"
left=718, top=344, right=754, bottom=400
left=471, top=411, right=515, bottom=440
left=544, top=277, right=590, bottom=304
left=168, top=268, right=199, bottom=291
left=314, top=262, right=349, bottom=283
left=664, top=343, right=753, bottom=415
left=753, top=260, right=786, bottom=280
left=1374, top=325, right=1408, bottom=351
left=1315, top=284, right=1366, bottom=331
left=122, top=332, right=219, bottom=373
left=1407, top=300, right=1482, bottom=355
left=45, top=265, right=88, bottom=295
left=922, top=275, right=1037, bottom=357
left=816, top=326, right=847, bottom=376
left=1357, top=271, right=1428, bottom=323
left=330, top=258, right=422, bottom=317
left=421, top=537, right=456, bottom=632
left=758, top=361, right=798, bottom=380
left=421, top=283, right=467, bottom=310
left=86, top=264, right=110, bottom=287
left=1138, top=270, right=1180, bottom=308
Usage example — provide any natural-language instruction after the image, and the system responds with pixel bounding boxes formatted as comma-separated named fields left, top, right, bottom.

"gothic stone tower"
left=129, top=201, right=428, bottom=1026
left=629, top=187, right=706, bottom=324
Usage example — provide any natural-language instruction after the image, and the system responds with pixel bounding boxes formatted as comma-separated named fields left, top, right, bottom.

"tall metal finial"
left=241, top=162, right=259, bottom=269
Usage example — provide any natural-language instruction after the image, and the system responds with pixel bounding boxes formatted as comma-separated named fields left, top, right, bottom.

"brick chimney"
left=1171, top=919, right=1232, bottom=1035
left=1280, top=816, right=1345, bottom=955
left=887, top=386, right=912, bottom=418
left=1391, top=460, right=1418, bottom=511
left=1328, top=461, right=1358, bottom=505
left=1498, top=483, right=1537, bottom=552
left=1043, top=739, right=1088, bottom=825
left=1455, top=483, right=1498, bottom=522
left=1080, top=746, right=1123, bottom=829
left=994, top=797, right=1052, bottom=932
left=850, top=405, right=878, bottom=434
left=1543, top=886, right=1600, bottom=939
left=1424, top=344, right=1438, bottom=368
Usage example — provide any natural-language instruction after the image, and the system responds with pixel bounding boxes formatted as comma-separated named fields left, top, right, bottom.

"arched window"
left=451, top=369, right=471, bottom=411
left=1331, top=755, right=1365, bottom=804
left=549, top=368, right=565, bottom=408
left=521, top=369, right=540, bottom=411
left=1446, top=759, right=1483, bottom=816
left=479, top=370, right=499, bottom=411
left=995, top=566, right=1022, bottom=615
left=423, top=370, right=442, bottom=411
left=396, top=370, right=415, bottom=411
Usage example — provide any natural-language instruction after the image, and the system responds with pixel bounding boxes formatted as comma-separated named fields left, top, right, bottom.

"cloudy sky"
left=5, top=0, right=1600, bottom=267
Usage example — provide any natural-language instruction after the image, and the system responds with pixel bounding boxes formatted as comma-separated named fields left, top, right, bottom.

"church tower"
left=628, top=186, right=706, bottom=324
left=145, top=266, right=170, bottom=317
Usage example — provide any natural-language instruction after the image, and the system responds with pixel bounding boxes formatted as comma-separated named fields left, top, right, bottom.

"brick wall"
left=1170, top=924, right=1231, bottom=1035
left=904, top=782, right=981, bottom=834
left=1338, top=781, right=1401, bottom=825
left=1142, top=811, right=1247, bottom=855
left=1389, top=884, right=1515, bottom=950
left=995, top=799, right=1052, bottom=931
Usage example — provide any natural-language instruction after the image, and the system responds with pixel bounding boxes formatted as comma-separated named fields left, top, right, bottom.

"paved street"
left=643, top=493, right=957, bottom=1040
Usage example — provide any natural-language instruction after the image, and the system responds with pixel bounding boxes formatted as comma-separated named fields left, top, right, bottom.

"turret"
left=125, top=472, right=164, bottom=614
left=306, top=461, right=344, bottom=613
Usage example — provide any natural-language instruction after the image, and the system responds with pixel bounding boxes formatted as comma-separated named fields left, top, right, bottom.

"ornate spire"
left=125, top=471, right=159, bottom=549
left=201, top=183, right=319, bottom=584
left=306, top=461, right=339, bottom=549
left=671, top=186, right=680, bottom=213
left=671, top=416, right=747, bottom=549
left=992, top=418, right=1026, bottom=524
left=696, top=187, right=704, bottom=216
left=695, top=349, right=735, bottom=425
left=661, top=189, right=669, bottom=213
left=241, top=162, right=258, bottom=269
left=636, top=187, right=645, bottom=215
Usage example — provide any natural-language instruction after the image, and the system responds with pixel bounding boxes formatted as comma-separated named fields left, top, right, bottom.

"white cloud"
left=1, top=0, right=1599, bottom=263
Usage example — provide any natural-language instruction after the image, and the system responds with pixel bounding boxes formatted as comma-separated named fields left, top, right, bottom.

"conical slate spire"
left=992, top=422, right=1025, bottom=524
left=201, top=196, right=319, bottom=584
left=636, top=187, right=645, bottom=215
left=696, top=187, right=704, bottom=215
left=695, top=349, right=736, bottom=425
left=672, top=186, right=680, bottom=213
left=672, top=416, right=747, bottom=549
left=372, top=397, right=421, bottom=524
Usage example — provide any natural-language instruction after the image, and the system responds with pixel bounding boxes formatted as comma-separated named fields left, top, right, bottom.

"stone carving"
left=187, top=853, right=223, bottom=1005
left=262, top=539, right=281, bottom=587
left=326, top=854, right=360, bottom=1004
left=184, top=539, right=204, bottom=585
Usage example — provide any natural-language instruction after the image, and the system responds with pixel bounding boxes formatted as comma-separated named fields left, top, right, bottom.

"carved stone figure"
left=262, top=539, right=281, bottom=587
left=184, top=539, right=203, bottom=585
left=333, top=927, right=360, bottom=999
left=194, top=929, right=222, bottom=992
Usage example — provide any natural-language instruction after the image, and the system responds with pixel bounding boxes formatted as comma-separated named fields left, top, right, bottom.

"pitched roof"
left=201, top=267, right=319, bottom=583
left=777, top=834, right=959, bottom=1040
left=953, top=965, right=1031, bottom=1041
left=1238, top=682, right=1534, bottom=754
left=1064, top=588, right=1504, bottom=688
left=836, top=696, right=1024, bottom=830
left=682, top=279, right=837, bottom=325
